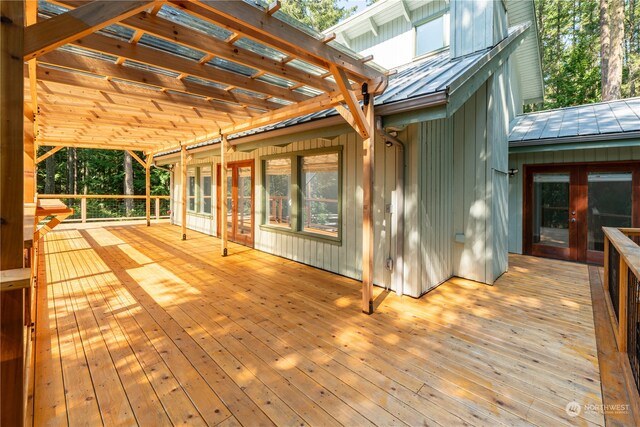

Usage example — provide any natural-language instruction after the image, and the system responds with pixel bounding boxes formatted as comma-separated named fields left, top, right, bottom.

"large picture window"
left=261, top=148, right=341, bottom=241
left=265, top=158, right=291, bottom=227
left=415, top=13, right=450, bottom=57
left=301, top=153, right=339, bottom=237
left=200, top=166, right=212, bottom=214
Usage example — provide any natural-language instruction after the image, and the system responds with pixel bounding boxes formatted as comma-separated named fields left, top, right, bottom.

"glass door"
left=585, top=171, right=634, bottom=263
left=528, top=170, right=578, bottom=260
left=216, top=160, right=254, bottom=247
left=525, top=163, right=639, bottom=264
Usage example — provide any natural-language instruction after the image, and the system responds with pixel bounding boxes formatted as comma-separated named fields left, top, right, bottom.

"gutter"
left=375, top=116, right=405, bottom=296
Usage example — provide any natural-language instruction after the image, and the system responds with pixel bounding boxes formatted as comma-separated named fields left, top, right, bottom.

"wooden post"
left=619, top=257, right=629, bottom=352
left=23, top=104, right=35, bottom=204
left=145, top=155, right=152, bottom=227
left=604, top=236, right=610, bottom=291
left=80, top=197, right=87, bottom=223
left=220, top=135, right=228, bottom=256
left=180, top=146, right=187, bottom=240
left=1, top=1, right=26, bottom=426
left=362, top=98, right=375, bottom=314
left=155, top=197, right=160, bottom=220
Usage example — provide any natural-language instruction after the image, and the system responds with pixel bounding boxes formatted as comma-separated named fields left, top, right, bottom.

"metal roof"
left=157, top=46, right=490, bottom=155
left=509, top=98, right=640, bottom=146
left=153, top=21, right=530, bottom=158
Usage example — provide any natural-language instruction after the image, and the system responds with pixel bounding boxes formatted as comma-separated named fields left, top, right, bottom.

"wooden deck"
left=30, top=223, right=607, bottom=426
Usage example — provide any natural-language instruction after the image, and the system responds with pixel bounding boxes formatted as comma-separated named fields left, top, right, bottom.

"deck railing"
left=604, top=227, right=640, bottom=399
left=37, top=194, right=170, bottom=223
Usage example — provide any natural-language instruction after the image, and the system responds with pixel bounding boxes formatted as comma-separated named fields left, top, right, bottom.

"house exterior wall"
left=450, top=0, right=507, bottom=58
left=349, top=0, right=449, bottom=69
left=451, top=59, right=518, bottom=284
left=169, top=131, right=414, bottom=293
left=507, top=146, right=640, bottom=254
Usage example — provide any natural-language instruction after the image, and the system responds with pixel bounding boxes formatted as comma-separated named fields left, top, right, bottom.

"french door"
left=524, top=162, right=640, bottom=263
left=216, top=160, right=254, bottom=247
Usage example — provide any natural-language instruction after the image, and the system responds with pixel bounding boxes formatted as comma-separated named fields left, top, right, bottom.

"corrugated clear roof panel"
left=39, top=1, right=68, bottom=15
left=268, top=98, right=292, bottom=106
left=230, top=88, right=269, bottom=99
left=207, top=57, right=258, bottom=77
left=59, top=45, right=118, bottom=62
left=99, top=23, right=135, bottom=41
left=293, top=86, right=323, bottom=97
left=233, top=37, right=288, bottom=61
left=123, top=60, right=180, bottom=78
left=158, top=5, right=232, bottom=40
left=138, top=34, right=204, bottom=61
left=183, top=76, right=229, bottom=91
left=287, top=59, right=327, bottom=76
left=257, top=74, right=295, bottom=88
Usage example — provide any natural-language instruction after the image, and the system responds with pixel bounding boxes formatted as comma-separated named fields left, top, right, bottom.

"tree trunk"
left=630, top=0, right=637, bottom=97
left=124, top=151, right=134, bottom=215
left=608, top=0, right=624, bottom=100
left=67, top=147, right=77, bottom=194
left=45, top=148, right=55, bottom=194
left=600, top=0, right=611, bottom=99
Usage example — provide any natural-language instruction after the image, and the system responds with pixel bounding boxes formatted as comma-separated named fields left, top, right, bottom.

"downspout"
left=375, top=116, right=405, bottom=296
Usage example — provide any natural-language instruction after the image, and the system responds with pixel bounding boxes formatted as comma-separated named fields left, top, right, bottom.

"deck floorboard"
left=31, top=223, right=607, bottom=426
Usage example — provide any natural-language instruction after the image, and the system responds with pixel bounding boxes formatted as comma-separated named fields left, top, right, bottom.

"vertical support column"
left=145, top=155, right=152, bottom=227
left=23, top=104, right=35, bottom=203
left=1, top=1, right=26, bottom=426
left=220, top=135, right=228, bottom=256
left=80, top=197, right=87, bottom=223
left=181, top=146, right=187, bottom=240
left=362, top=100, right=375, bottom=314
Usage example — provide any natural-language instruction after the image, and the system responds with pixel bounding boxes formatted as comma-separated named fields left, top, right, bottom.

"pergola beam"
left=24, top=0, right=161, bottom=60
left=330, top=64, right=369, bottom=139
left=32, top=65, right=257, bottom=117
left=72, top=33, right=310, bottom=103
left=179, top=0, right=384, bottom=83
left=38, top=50, right=280, bottom=111
left=35, top=145, right=63, bottom=164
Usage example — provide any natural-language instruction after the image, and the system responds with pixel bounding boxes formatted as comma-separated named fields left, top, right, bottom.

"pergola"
left=1, top=1, right=387, bottom=423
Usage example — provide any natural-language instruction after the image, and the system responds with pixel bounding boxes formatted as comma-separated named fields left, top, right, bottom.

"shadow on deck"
left=30, top=222, right=614, bottom=426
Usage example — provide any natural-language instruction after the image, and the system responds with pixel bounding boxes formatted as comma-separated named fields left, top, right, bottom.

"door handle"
left=570, top=218, right=576, bottom=223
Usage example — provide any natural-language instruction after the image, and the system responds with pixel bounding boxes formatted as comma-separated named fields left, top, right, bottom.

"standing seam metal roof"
left=509, top=98, right=640, bottom=145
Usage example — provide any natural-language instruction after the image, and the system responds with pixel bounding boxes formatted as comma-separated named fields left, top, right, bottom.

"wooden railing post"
left=619, top=257, right=629, bottom=353
left=80, top=197, right=87, bottom=223
left=220, top=135, right=228, bottom=256
left=155, top=197, right=160, bottom=220
left=604, top=236, right=610, bottom=291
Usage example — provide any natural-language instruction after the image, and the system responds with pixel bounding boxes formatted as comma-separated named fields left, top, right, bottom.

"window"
left=265, top=158, right=291, bottom=227
left=415, top=13, right=450, bottom=57
left=187, top=168, right=196, bottom=212
left=261, top=148, right=341, bottom=241
left=301, top=153, right=339, bottom=237
left=200, top=166, right=212, bottom=214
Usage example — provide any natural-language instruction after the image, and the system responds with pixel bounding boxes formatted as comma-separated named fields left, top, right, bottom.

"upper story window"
left=415, top=12, right=450, bottom=57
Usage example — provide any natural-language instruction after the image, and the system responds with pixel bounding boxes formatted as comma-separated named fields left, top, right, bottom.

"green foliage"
left=36, top=147, right=169, bottom=196
left=280, top=0, right=357, bottom=32
left=532, top=0, right=640, bottom=111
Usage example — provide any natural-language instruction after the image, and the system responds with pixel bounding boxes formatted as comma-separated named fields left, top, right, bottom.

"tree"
left=605, top=0, right=625, bottom=99
left=44, top=148, right=56, bottom=194
left=280, top=0, right=356, bottom=32
left=600, top=0, right=611, bottom=97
